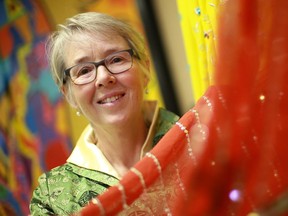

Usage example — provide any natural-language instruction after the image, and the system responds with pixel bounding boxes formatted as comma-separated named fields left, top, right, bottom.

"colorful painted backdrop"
left=0, top=0, right=74, bottom=215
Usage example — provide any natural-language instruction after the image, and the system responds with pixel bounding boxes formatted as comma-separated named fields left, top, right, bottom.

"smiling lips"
left=98, top=93, right=125, bottom=104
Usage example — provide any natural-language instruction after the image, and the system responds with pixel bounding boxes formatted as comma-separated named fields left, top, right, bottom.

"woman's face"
left=63, top=32, right=148, bottom=128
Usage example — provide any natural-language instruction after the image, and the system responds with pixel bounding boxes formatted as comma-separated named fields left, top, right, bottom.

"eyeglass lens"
left=70, top=50, right=132, bottom=85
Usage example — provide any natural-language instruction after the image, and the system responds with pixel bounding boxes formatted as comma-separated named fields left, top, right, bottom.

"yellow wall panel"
left=177, top=0, right=219, bottom=100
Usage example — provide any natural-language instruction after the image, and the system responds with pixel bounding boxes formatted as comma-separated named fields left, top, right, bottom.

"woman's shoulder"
left=153, top=108, right=179, bottom=145
left=158, top=108, right=179, bottom=123
left=31, top=163, right=117, bottom=215
left=38, top=163, right=72, bottom=179
left=38, top=162, right=119, bottom=187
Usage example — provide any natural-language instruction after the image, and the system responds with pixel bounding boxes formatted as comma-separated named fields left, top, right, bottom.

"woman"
left=29, top=12, right=179, bottom=215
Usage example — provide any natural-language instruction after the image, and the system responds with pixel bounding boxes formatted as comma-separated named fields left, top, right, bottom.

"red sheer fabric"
left=79, top=0, right=288, bottom=215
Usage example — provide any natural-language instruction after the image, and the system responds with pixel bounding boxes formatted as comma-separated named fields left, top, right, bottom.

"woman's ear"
left=60, top=85, right=66, bottom=95
left=144, top=75, right=150, bottom=89
left=145, top=59, right=150, bottom=71
left=60, top=85, right=78, bottom=108
left=144, top=59, right=150, bottom=87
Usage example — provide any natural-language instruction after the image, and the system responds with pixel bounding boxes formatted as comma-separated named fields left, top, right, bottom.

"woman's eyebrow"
left=100, top=47, right=127, bottom=56
left=71, top=47, right=128, bottom=65
left=73, top=56, right=91, bottom=64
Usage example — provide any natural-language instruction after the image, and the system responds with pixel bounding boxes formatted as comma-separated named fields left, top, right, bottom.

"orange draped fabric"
left=79, top=0, right=288, bottom=215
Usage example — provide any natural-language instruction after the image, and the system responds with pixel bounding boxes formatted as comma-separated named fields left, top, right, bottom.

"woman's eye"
left=77, top=66, right=93, bottom=76
left=109, top=55, right=127, bottom=64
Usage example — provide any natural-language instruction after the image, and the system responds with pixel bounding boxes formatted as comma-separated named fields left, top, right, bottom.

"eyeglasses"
left=64, top=49, right=135, bottom=85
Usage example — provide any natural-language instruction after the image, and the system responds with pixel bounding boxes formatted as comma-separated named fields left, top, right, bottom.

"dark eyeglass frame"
left=63, top=49, right=136, bottom=85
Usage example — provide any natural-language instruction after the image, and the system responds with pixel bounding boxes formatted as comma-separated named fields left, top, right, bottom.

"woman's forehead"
left=63, top=33, right=129, bottom=65
left=69, top=31, right=125, bottom=46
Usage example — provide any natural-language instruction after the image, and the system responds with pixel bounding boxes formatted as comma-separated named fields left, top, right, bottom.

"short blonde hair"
left=46, top=12, right=150, bottom=88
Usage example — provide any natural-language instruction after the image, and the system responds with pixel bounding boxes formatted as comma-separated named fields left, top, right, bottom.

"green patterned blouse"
left=30, top=108, right=179, bottom=215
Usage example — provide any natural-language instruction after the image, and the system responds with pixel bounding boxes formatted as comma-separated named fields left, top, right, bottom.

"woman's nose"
left=95, top=65, right=116, bottom=88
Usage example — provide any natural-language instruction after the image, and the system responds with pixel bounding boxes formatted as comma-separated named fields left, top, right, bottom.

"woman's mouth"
left=98, top=94, right=125, bottom=104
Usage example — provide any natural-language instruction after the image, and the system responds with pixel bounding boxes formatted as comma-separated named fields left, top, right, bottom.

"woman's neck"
left=93, top=115, right=148, bottom=177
